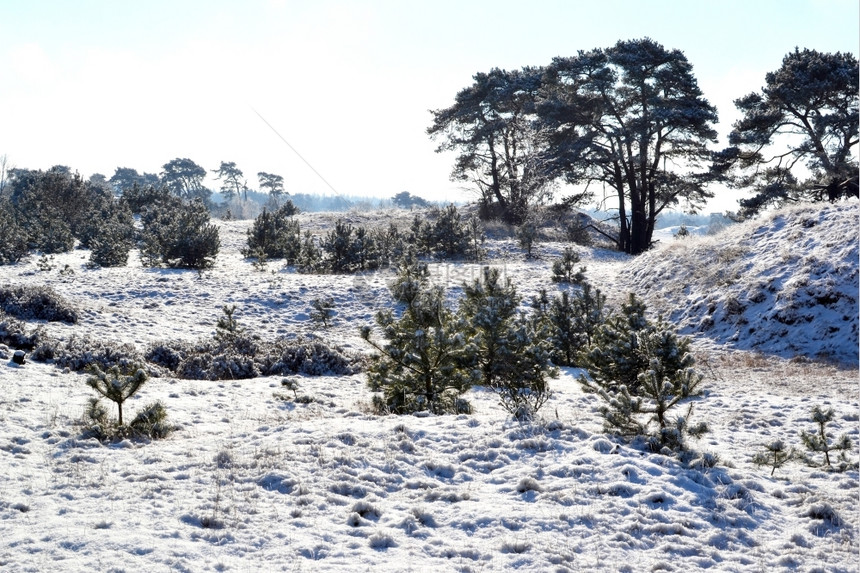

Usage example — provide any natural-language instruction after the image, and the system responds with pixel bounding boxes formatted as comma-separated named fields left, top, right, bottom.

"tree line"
left=429, top=39, right=858, bottom=254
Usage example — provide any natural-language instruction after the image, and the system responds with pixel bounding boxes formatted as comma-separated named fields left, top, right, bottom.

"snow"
left=0, top=203, right=857, bottom=572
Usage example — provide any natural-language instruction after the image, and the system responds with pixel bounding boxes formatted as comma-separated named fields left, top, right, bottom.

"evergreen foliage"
left=140, top=197, right=220, bottom=270
left=516, top=221, right=539, bottom=258
left=426, top=205, right=471, bottom=259
left=85, top=364, right=148, bottom=426
left=532, top=283, right=607, bottom=367
left=324, top=219, right=362, bottom=273
left=579, top=294, right=707, bottom=451
left=460, top=267, right=556, bottom=419
left=800, top=405, right=854, bottom=470
left=0, top=201, right=30, bottom=265
left=388, top=255, right=432, bottom=306
left=551, top=247, right=586, bottom=284
left=752, top=440, right=795, bottom=476
left=310, top=297, right=335, bottom=328
left=243, top=202, right=301, bottom=263
left=361, top=282, right=478, bottom=415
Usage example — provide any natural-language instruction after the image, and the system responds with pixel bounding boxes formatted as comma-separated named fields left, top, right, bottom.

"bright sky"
left=1, top=0, right=857, bottom=213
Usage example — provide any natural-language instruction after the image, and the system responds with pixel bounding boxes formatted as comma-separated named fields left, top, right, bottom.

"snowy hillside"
left=622, top=202, right=859, bottom=365
left=0, top=205, right=857, bottom=572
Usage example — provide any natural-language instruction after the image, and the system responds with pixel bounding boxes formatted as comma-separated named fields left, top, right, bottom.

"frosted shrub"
left=140, top=197, right=220, bottom=270
left=425, top=204, right=471, bottom=260
left=242, top=202, right=301, bottom=263
left=531, top=283, right=606, bottom=367
left=579, top=294, right=707, bottom=452
left=0, top=202, right=29, bottom=265
left=32, top=335, right=148, bottom=373
left=0, top=284, right=78, bottom=323
left=516, top=221, right=539, bottom=258
left=0, top=311, right=43, bottom=350
left=460, top=267, right=557, bottom=419
left=362, top=283, right=477, bottom=415
left=310, top=297, right=335, bottom=328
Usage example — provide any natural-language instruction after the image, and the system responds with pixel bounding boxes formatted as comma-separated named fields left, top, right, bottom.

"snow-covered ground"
left=0, top=203, right=857, bottom=572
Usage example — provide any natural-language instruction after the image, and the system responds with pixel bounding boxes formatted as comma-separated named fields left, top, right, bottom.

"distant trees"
left=392, top=191, right=430, bottom=209
left=428, top=67, right=554, bottom=224
left=108, top=167, right=160, bottom=196
left=258, top=171, right=285, bottom=202
left=161, top=158, right=209, bottom=202
left=213, top=161, right=246, bottom=202
left=720, top=48, right=858, bottom=217
left=540, top=39, right=719, bottom=255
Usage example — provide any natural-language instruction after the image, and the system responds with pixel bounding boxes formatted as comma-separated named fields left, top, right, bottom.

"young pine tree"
left=579, top=294, right=706, bottom=452
left=86, top=364, right=148, bottom=426
left=551, top=247, right=586, bottom=284
left=361, top=284, right=477, bottom=415
left=460, top=267, right=557, bottom=419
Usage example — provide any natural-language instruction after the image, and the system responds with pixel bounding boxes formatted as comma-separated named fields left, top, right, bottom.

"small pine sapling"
left=551, top=247, right=586, bottom=284
left=85, top=364, right=148, bottom=426
left=752, top=439, right=795, bottom=476
left=800, top=405, right=854, bottom=470
left=361, top=283, right=477, bottom=415
left=310, top=297, right=336, bottom=328
left=516, top=222, right=538, bottom=259
left=215, top=305, right=243, bottom=343
left=466, top=216, right=486, bottom=262
left=579, top=294, right=707, bottom=453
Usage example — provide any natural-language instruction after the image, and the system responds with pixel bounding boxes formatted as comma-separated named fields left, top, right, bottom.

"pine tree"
left=324, top=219, right=360, bottom=273
left=752, top=440, right=794, bottom=476
left=243, top=204, right=302, bottom=263
left=516, top=221, right=539, bottom=259
left=361, top=283, right=477, bottom=415
left=579, top=294, right=707, bottom=451
left=85, top=364, right=148, bottom=426
left=800, top=405, right=854, bottom=469
left=460, top=267, right=557, bottom=419
left=297, top=231, right=322, bottom=273
left=389, top=255, right=432, bottom=306
left=310, top=297, right=336, bottom=327
left=551, top=247, right=586, bottom=284
left=427, top=204, right=470, bottom=259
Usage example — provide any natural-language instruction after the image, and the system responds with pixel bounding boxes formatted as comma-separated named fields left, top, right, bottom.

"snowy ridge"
left=622, top=202, right=859, bottom=365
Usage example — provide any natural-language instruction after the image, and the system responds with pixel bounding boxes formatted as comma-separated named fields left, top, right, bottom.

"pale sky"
left=1, top=0, right=857, bottom=213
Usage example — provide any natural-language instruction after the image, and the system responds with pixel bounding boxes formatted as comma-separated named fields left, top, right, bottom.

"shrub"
left=362, top=283, right=477, bottom=415
left=752, top=440, right=795, bottom=476
left=460, top=267, right=556, bottom=419
left=578, top=294, right=707, bottom=452
left=0, top=202, right=29, bottom=265
left=87, top=203, right=135, bottom=268
left=516, top=221, right=539, bottom=258
left=565, top=219, right=593, bottom=246
left=388, top=255, right=432, bottom=306
left=0, top=311, right=43, bottom=349
left=32, top=335, right=150, bottom=373
left=551, top=248, right=586, bottom=284
left=242, top=203, right=301, bottom=263
left=0, top=284, right=78, bottom=323
left=426, top=204, right=470, bottom=260
left=310, top=298, right=335, bottom=327
left=140, top=197, right=220, bottom=270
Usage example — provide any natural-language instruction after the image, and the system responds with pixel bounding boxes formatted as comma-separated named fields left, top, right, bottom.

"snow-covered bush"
left=310, top=297, right=335, bottom=327
left=0, top=202, right=29, bottom=265
left=460, top=267, right=556, bottom=419
left=579, top=294, right=707, bottom=452
left=425, top=204, right=471, bottom=260
left=32, top=334, right=151, bottom=373
left=0, top=311, right=43, bottom=350
left=516, top=221, right=539, bottom=258
left=140, top=197, right=220, bottom=270
left=242, top=202, right=301, bottom=263
left=362, top=282, right=478, bottom=415
left=0, top=284, right=78, bottom=323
